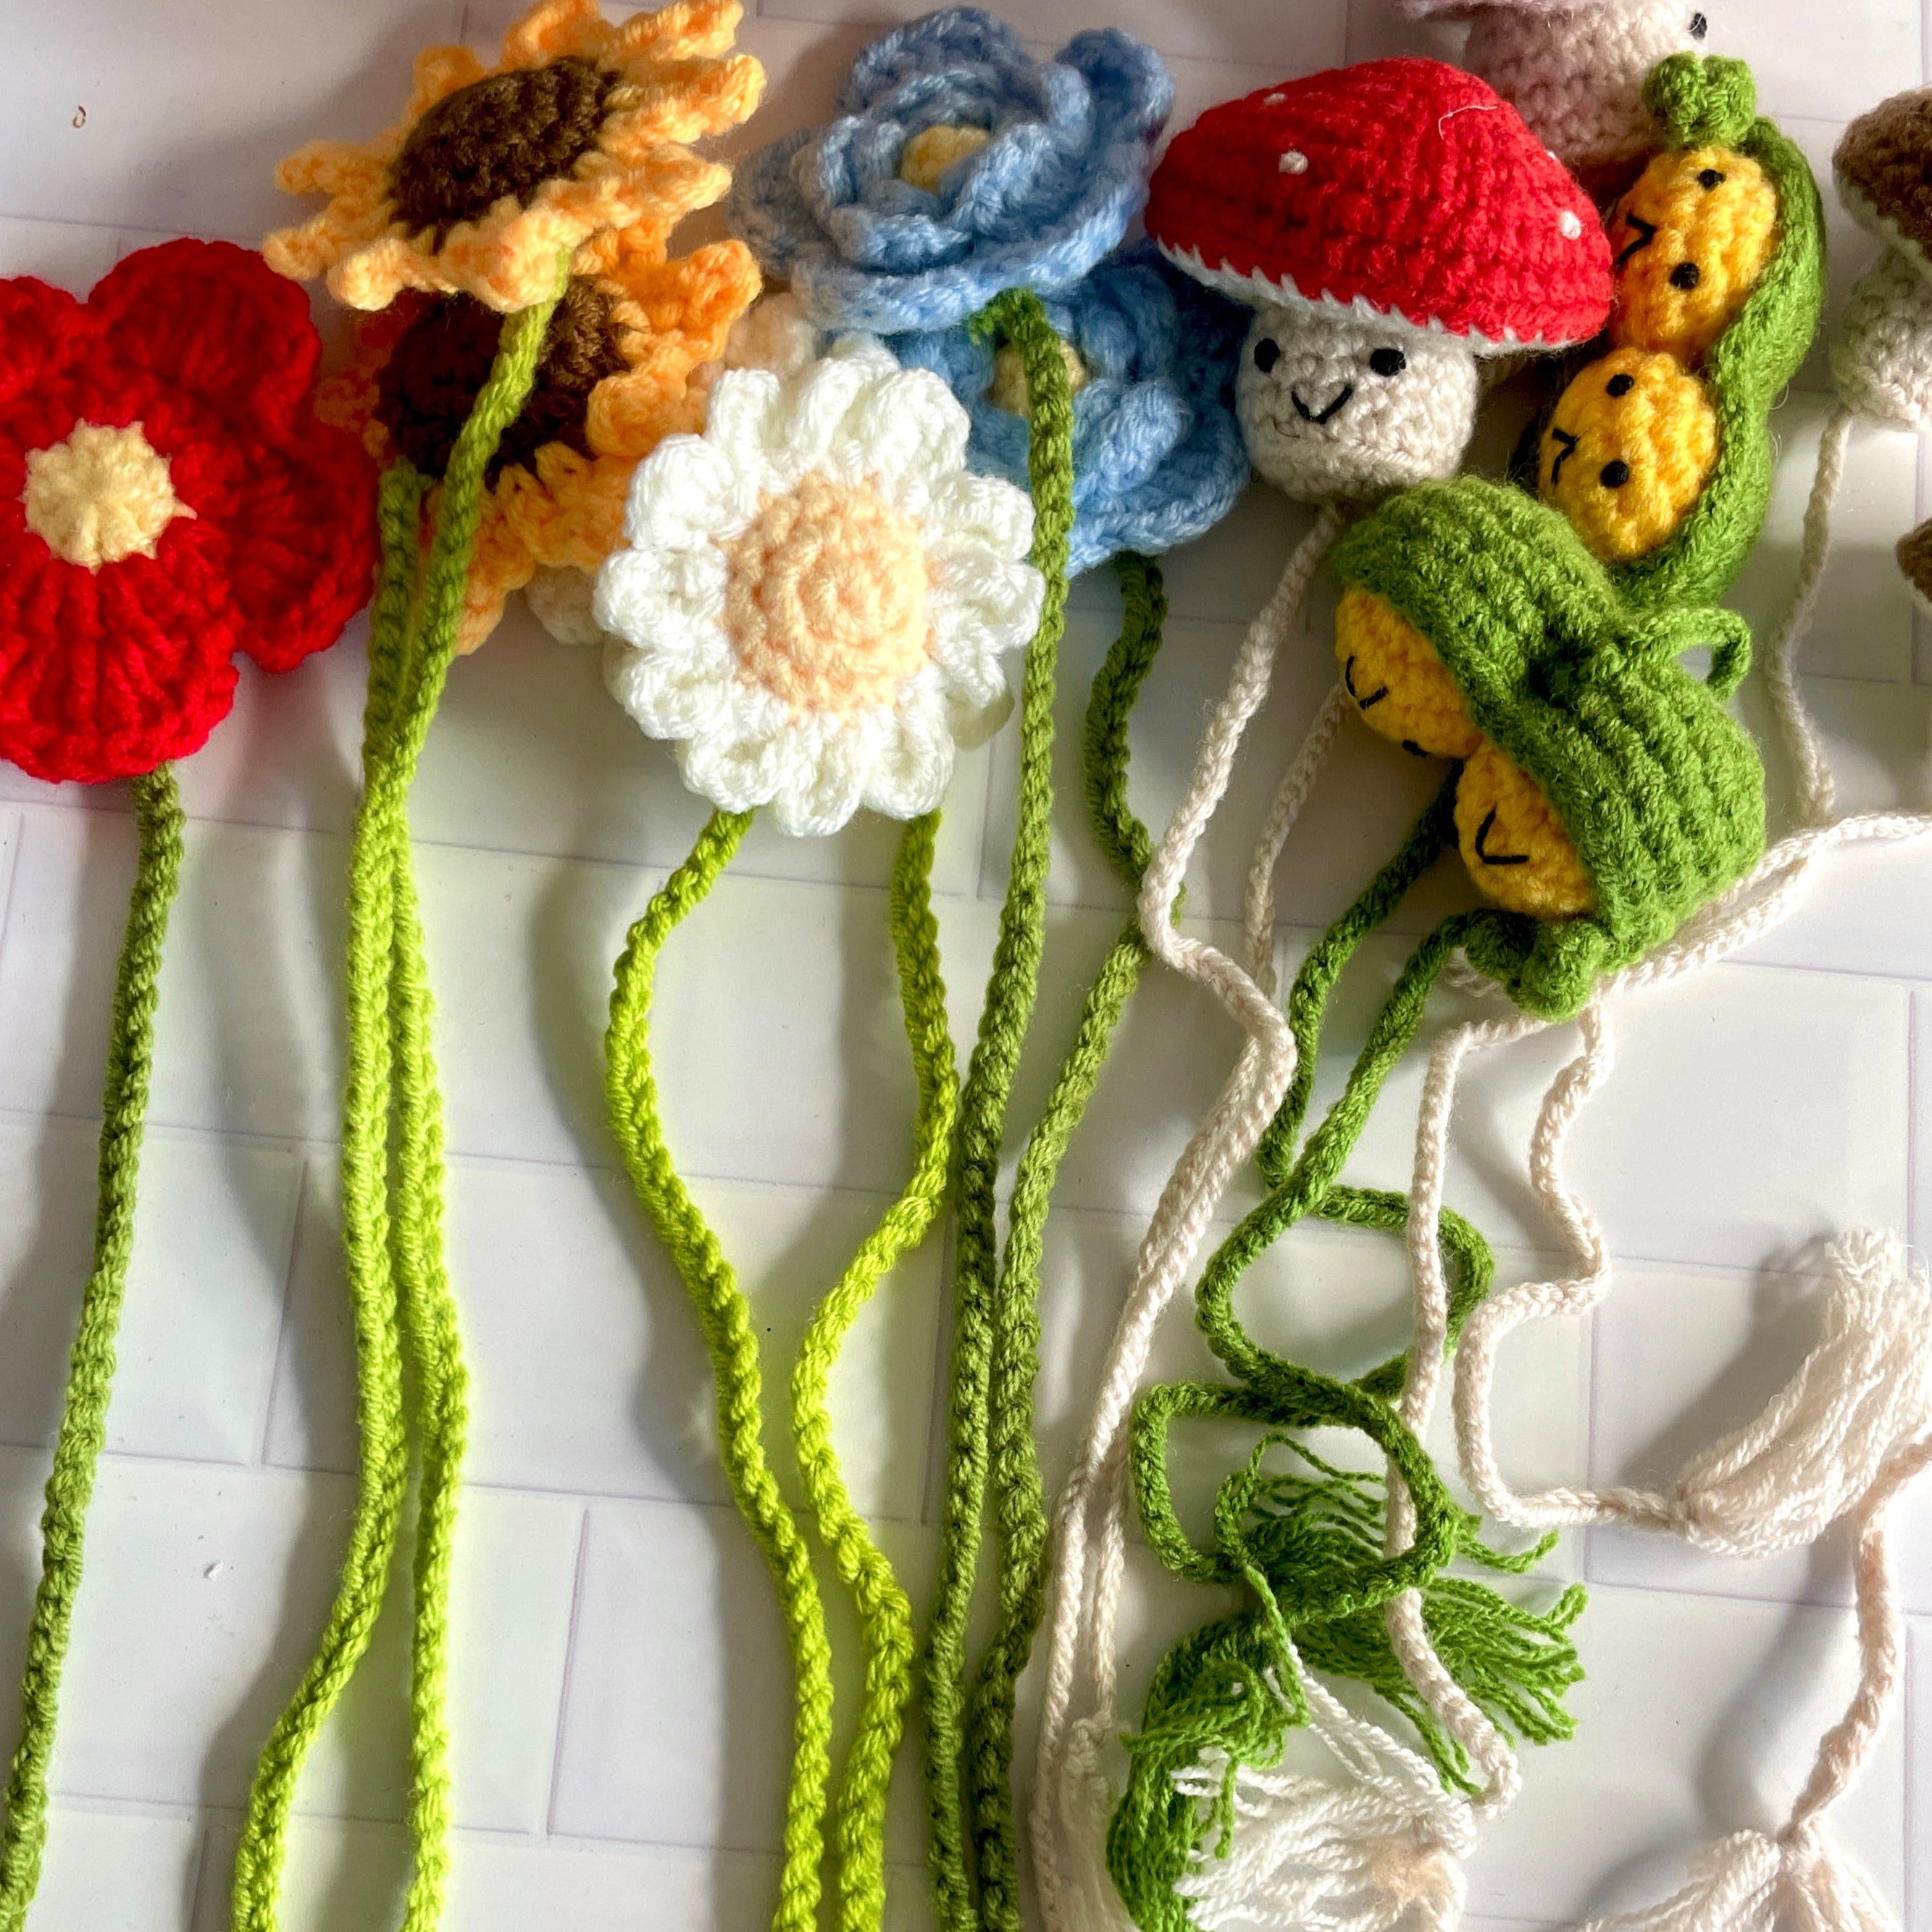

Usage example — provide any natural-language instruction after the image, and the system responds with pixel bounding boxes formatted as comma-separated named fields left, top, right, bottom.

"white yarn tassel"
left=1171, top=1669, right=1477, bottom=1932
left=1665, top=1231, right=1932, bottom=1557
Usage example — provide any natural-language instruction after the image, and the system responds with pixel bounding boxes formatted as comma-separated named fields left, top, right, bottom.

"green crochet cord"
left=790, top=810, right=958, bottom=1932
left=1107, top=795, right=1588, bottom=1928
left=923, top=285, right=1075, bottom=1932
left=230, top=285, right=561, bottom=1932
left=963, top=552, right=1170, bottom=1932
left=0, top=765, right=184, bottom=1932
left=606, top=806, right=955, bottom=1932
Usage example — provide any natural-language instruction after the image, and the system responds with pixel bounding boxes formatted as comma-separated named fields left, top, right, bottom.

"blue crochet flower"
left=729, top=8, right=1172, bottom=335
left=887, top=248, right=1251, bottom=575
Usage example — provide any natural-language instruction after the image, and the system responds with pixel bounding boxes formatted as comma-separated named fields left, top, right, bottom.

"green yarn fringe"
left=922, top=285, right=1076, bottom=1932
left=229, top=281, right=562, bottom=1932
left=606, top=803, right=956, bottom=1932
left=0, top=764, right=185, bottom=1932
left=1106, top=793, right=1589, bottom=1929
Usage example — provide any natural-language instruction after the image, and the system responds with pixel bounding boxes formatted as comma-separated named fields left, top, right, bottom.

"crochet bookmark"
left=589, top=334, right=1047, bottom=1932
left=0, top=241, right=377, bottom=1928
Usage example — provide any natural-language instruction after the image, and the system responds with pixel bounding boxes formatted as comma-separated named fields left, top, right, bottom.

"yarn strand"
left=965, top=554, right=1171, bottom=1932
left=230, top=282, right=561, bottom=1932
left=0, top=764, right=184, bottom=1932
left=924, top=285, right=1076, bottom=1932
left=790, top=810, right=958, bottom=1932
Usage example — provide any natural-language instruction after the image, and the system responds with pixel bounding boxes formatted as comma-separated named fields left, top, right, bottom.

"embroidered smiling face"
left=1610, top=146, right=1778, bottom=361
left=1539, top=347, right=1720, bottom=561
left=1234, top=306, right=1479, bottom=501
left=1333, top=588, right=1481, bottom=760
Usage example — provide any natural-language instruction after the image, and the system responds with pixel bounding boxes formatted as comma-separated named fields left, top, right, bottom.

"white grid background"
left=1, top=1, right=1931, bottom=1926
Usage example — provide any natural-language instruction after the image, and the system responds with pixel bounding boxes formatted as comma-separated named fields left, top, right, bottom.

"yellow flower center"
left=899, top=123, right=991, bottom=193
left=22, top=421, right=196, bottom=571
left=723, top=472, right=930, bottom=714
left=987, top=338, right=1090, bottom=419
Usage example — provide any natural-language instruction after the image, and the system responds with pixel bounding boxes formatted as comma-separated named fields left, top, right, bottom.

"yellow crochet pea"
left=1537, top=347, right=1720, bottom=563
left=1454, top=740, right=1596, bottom=921
left=1610, top=145, right=1778, bottom=363
left=1333, top=587, right=1482, bottom=758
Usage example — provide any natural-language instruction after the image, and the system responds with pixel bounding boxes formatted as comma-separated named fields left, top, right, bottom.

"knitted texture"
left=604, top=803, right=956, bottom=1932
left=265, top=0, right=764, bottom=312
left=728, top=9, right=1172, bottom=333
left=1145, top=60, right=1613, bottom=349
left=1589, top=56, right=1826, bottom=606
left=1538, top=348, right=1720, bottom=564
left=593, top=337, right=1044, bottom=835
left=1400, top=0, right=1709, bottom=198
left=228, top=288, right=561, bottom=1932
left=0, top=240, right=377, bottom=783
left=1833, top=249, right=1932, bottom=430
left=1835, top=85, right=1932, bottom=277
left=0, top=768, right=183, bottom=1932
left=1106, top=803, right=1588, bottom=1932
left=1332, top=478, right=1765, bottom=1019
left=887, top=246, right=1250, bottom=574
left=924, top=288, right=1076, bottom=1932
left=322, top=225, right=762, bottom=653
left=791, top=810, right=957, bottom=1932
left=955, top=554, right=1171, bottom=1932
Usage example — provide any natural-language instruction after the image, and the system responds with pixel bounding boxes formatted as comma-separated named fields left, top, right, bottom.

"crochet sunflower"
left=265, top=0, right=764, bottom=313
left=320, top=222, right=761, bottom=649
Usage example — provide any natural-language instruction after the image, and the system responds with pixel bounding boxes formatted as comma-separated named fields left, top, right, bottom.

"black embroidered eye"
left=1607, top=372, right=1636, bottom=397
left=1670, top=261, right=1702, bottom=290
left=1689, top=12, right=1708, bottom=38
left=1600, top=459, right=1632, bottom=488
left=1368, top=346, right=1408, bottom=378
left=1698, top=167, right=1726, bottom=190
left=1253, top=337, right=1281, bottom=374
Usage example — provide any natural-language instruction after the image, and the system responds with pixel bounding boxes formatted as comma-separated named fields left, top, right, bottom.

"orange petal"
left=406, top=42, right=490, bottom=116
left=275, top=139, right=390, bottom=198
left=614, top=0, right=744, bottom=64
left=501, top=0, right=605, bottom=67
left=602, top=54, right=766, bottom=150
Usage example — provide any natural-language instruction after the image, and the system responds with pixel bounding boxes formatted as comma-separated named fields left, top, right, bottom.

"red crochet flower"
left=0, top=238, right=377, bottom=784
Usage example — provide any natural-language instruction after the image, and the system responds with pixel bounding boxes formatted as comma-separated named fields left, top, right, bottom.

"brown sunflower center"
left=390, top=55, right=617, bottom=243
left=375, top=277, right=627, bottom=482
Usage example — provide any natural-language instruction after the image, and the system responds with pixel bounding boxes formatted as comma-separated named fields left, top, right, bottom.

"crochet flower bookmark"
left=591, top=335, right=1046, bottom=1932
left=245, top=2, right=764, bottom=1925
left=0, top=241, right=376, bottom=1931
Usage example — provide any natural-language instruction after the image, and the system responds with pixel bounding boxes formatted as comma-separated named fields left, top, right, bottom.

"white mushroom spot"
left=1263, top=91, right=1285, bottom=104
left=1558, top=210, right=1584, bottom=240
left=1279, top=149, right=1308, bottom=175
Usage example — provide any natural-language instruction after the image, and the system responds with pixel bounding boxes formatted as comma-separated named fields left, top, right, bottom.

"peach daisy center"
left=390, top=55, right=617, bottom=243
left=22, top=421, right=196, bottom=571
left=722, top=473, right=930, bottom=714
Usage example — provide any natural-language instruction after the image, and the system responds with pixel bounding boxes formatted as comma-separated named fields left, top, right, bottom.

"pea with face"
left=1610, top=145, right=1778, bottom=361
left=1333, top=587, right=1482, bottom=758
left=1453, top=740, right=1597, bottom=921
left=1538, top=347, right=1720, bottom=562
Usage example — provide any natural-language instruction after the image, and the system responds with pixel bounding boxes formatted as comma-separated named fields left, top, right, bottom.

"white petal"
left=681, top=714, right=793, bottom=818
left=603, top=638, right=736, bottom=744
left=864, top=691, right=958, bottom=820
left=830, top=368, right=969, bottom=509
left=927, top=551, right=1044, bottom=661
left=703, top=367, right=786, bottom=475
left=594, top=545, right=730, bottom=667
left=945, top=671, right=1014, bottom=751
left=767, top=713, right=877, bottom=837
left=766, top=351, right=882, bottom=490
left=524, top=566, right=603, bottom=647
left=622, top=435, right=750, bottom=551
left=921, top=471, right=1036, bottom=566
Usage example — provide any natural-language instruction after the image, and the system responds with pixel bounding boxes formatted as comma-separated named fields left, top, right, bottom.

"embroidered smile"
left=1292, top=382, right=1354, bottom=425
left=1342, top=653, right=1388, bottom=709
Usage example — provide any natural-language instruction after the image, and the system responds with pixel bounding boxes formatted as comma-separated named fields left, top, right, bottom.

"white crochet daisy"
left=594, top=338, right=1043, bottom=837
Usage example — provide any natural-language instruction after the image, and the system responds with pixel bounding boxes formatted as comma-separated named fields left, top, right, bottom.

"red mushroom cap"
left=1146, top=59, right=1614, bottom=351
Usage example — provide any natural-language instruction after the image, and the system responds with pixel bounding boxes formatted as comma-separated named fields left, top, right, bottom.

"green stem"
left=790, top=813, right=958, bottom=1932
left=605, top=808, right=834, bottom=1932
left=923, top=285, right=1076, bottom=1932
left=230, top=285, right=561, bottom=1932
left=962, top=553, right=1168, bottom=1932
left=0, top=765, right=184, bottom=1932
